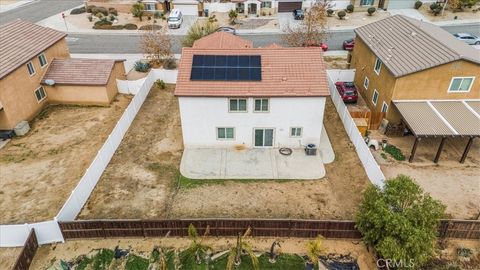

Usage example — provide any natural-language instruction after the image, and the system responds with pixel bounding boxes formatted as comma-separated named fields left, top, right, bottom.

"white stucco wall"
left=178, top=96, right=326, bottom=148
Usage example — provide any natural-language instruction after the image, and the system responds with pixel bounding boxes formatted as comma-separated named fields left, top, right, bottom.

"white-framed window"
left=261, top=1, right=272, bottom=8
left=217, top=127, right=235, bottom=140
left=360, top=0, right=374, bottom=6
left=290, top=127, right=302, bottom=137
left=144, top=3, right=156, bottom=11
left=374, top=57, right=382, bottom=75
left=363, top=76, right=369, bottom=90
left=254, top=98, right=269, bottom=112
left=34, top=86, right=47, bottom=102
left=448, top=77, right=475, bottom=92
left=372, top=89, right=379, bottom=106
left=381, top=101, right=388, bottom=113
left=27, top=61, right=35, bottom=76
left=38, top=53, right=48, bottom=68
left=229, top=98, right=247, bottom=112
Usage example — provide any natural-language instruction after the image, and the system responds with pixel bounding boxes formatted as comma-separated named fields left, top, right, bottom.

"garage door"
left=387, top=0, right=415, bottom=9
left=278, top=1, right=302, bottom=12
left=174, top=4, right=198, bottom=16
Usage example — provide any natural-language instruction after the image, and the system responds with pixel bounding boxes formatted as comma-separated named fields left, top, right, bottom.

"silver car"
left=454, top=33, right=480, bottom=45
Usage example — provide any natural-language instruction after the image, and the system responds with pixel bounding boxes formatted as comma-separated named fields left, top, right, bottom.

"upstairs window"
left=254, top=98, right=269, bottom=112
left=38, top=53, right=48, bottom=68
left=360, top=0, right=374, bottom=6
left=27, top=61, right=35, bottom=76
left=261, top=1, right=272, bottom=8
left=372, top=89, right=379, bottom=106
left=229, top=98, right=247, bottom=112
left=363, top=76, right=369, bottom=90
left=217, top=127, right=235, bottom=140
left=381, top=101, right=388, bottom=113
left=374, top=57, right=382, bottom=75
left=448, top=77, right=474, bottom=92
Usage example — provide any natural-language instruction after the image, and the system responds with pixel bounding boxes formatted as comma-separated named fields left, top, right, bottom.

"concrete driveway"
left=181, top=147, right=326, bottom=179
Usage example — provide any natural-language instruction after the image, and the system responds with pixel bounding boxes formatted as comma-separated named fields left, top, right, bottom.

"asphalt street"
left=0, top=0, right=83, bottom=24
left=66, top=24, right=480, bottom=54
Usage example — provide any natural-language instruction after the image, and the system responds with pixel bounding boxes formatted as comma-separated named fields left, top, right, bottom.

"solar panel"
left=190, top=55, right=262, bottom=81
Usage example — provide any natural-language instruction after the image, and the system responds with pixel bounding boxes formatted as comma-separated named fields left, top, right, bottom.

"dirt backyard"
left=79, top=87, right=371, bottom=220
left=29, top=237, right=377, bottom=269
left=372, top=134, right=480, bottom=220
left=0, top=247, right=21, bottom=270
left=0, top=96, right=130, bottom=224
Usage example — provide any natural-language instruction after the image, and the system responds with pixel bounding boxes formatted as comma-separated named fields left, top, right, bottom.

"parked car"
left=335, top=82, right=358, bottom=103
left=167, top=9, right=183, bottom=29
left=454, top=33, right=480, bottom=45
left=293, top=9, right=304, bottom=20
left=216, top=26, right=236, bottom=35
left=343, top=38, right=355, bottom=51
left=303, top=41, right=328, bottom=51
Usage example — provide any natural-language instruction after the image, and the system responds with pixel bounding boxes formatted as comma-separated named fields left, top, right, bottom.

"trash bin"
left=305, top=144, right=317, bottom=156
left=204, top=9, right=209, bottom=17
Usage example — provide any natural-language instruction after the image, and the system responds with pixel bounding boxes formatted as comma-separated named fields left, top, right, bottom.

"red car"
left=303, top=41, right=328, bottom=51
left=335, top=82, right=358, bottom=103
left=343, top=38, right=355, bottom=51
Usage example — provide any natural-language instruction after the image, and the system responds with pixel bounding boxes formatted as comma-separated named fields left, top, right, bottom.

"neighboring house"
left=85, top=0, right=172, bottom=13
left=175, top=32, right=329, bottom=148
left=350, top=15, right=480, bottom=126
left=0, top=20, right=125, bottom=130
left=349, top=0, right=416, bottom=11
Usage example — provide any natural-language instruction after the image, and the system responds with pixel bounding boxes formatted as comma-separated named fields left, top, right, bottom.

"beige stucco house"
left=351, top=15, right=480, bottom=126
left=0, top=20, right=125, bottom=130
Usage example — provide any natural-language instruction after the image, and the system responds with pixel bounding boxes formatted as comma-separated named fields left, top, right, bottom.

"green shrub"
left=367, top=7, right=376, bottom=15
left=94, top=19, right=112, bottom=26
left=109, top=14, right=116, bottom=21
left=337, top=10, right=346, bottom=19
left=131, top=3, right=145, bottom=21
left=134, top=61, right=151, bottom=72
left=155, top=79, right=166, bottom=89
left=326, top=9, right=334, bottom=16
left=124, top=23, right=138, bottom=30
left=95, top=12, right=104, bottom=18
left=70, top=7, right=86, bottom=15
left=92, top=6, right=108, bottom=16
left=261, top=11, right=266, bottom=16
left=430, top=3, right=442, bottom=15
left=346, top=4, right=354, bottom=13
left=228, top=9, right=238, bottom=24
left=86, top=5, right=96, bottom=13
left=154, top=11, right=162, bottom=18
left=162, top=58, right=177, bottom=70
left=108, top=7, right=118, bottom=16
left=384, top=144, right=405, bottom=161
left=414, top=0, right=423, bottom=9
left=138, top=24, right=162, bottom=30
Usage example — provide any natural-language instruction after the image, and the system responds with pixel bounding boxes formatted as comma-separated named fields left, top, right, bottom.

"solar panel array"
left=190, top=55, right=261, bottom=81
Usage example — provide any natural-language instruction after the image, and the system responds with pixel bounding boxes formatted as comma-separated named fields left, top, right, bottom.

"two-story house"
left=351, top=15, right=480, bottom=127
left=175, top=32, right=329, bottom=149
left=0, top=20, right=126, bottom=130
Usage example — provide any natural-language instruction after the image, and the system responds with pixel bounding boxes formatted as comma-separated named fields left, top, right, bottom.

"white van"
left=167, top=9, right=183, bottom=29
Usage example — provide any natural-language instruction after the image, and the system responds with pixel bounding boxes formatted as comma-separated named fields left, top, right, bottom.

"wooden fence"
left=59, top=219, right=480, bottom=240
left=12, top=229, right=38, bottom=270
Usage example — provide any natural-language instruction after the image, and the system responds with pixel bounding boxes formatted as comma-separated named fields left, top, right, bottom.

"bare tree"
left=282, top=0, right=330, bottom=47
left=140, top=29, right=172, bottom=66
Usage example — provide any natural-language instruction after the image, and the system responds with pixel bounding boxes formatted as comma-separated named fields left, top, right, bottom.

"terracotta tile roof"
left=0, top=19, right=67, bottom=79
left=42, top=58, right=116, bottom=85
left=193, top=32, right=253, bottom=49
left=175, top=43, right=329, bottom=97
left=355, top=15, right=480, bottom=78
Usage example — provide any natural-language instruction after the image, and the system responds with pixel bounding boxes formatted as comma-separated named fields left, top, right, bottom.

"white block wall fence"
left=327, top=69, right=385, bottom=188
left=0, top=69, right=178, bottom=247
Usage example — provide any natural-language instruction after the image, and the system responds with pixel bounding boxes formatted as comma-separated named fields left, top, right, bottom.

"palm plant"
left=305, top=235, right=325, bottom=266
left=226, top=227, right=259, bottom=270
left=183, top=224, right=212, bottom=265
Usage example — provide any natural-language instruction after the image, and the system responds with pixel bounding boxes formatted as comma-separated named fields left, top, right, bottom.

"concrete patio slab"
left=319, top=126, right=335, bottom=164
left=180, top=147, right=326, bottom=180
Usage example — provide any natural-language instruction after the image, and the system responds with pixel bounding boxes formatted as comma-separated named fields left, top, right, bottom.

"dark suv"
left=293, top=9, right=304, bottom=20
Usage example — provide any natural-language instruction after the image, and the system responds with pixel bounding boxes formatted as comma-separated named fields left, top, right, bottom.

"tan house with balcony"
left=351, top=15, right=480, bottom=126
left=0, top=20, right=125, bottom=130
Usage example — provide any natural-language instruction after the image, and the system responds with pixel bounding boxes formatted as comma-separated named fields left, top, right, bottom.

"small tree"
left=414, top=0, right=423, bottom=9
left=182, top=21, right=218, bottom=47
left=226, top=227, right=259, bottom=270
left=430, top=3, right=442, bottom=15
left=306, top=235, right=324, bottom=266
left=228, top=9, right=238, bottom=25
left=131, top=3, right=145, bottom=21
left=140, top=29, right=172, bottom=66
left=337, top=10, right=346, bottom=19
left=282, top=0, right=330, bottom=47
left=326, top=9, right=334, bottom=16
left=355, top=175, right=446, bottom=270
